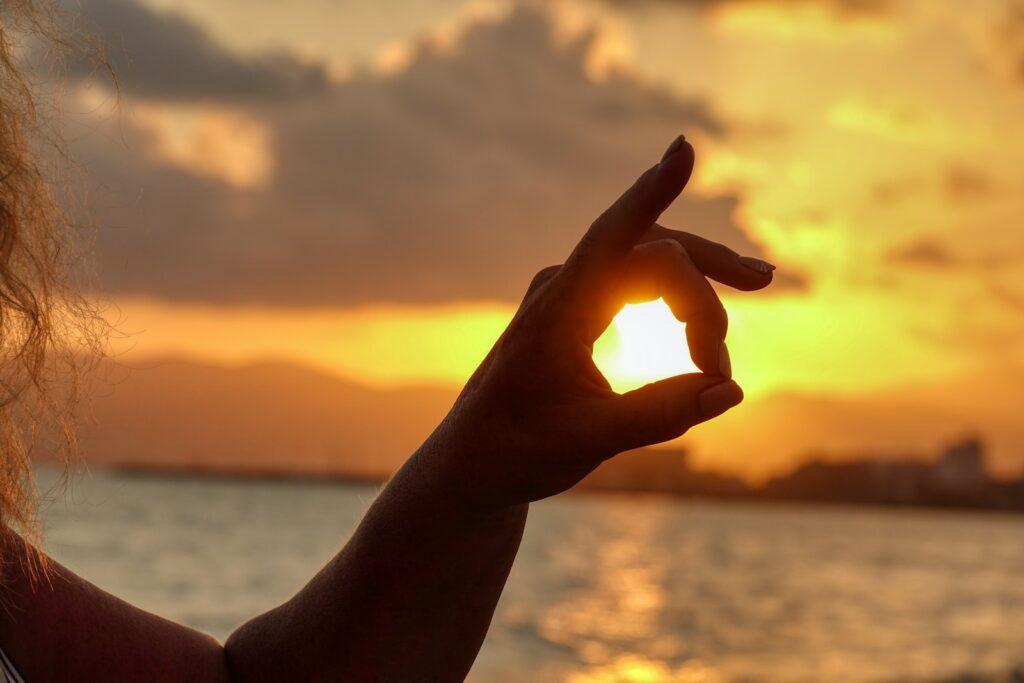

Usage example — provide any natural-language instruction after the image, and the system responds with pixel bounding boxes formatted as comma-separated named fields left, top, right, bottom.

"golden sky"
left=61, top=0, right=1024, bottom=478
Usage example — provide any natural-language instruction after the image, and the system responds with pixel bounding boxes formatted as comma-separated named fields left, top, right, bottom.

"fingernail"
left=698, top=381, right=743, bottom=419
left=718, top=341, right=731, bottom=378
left=738, top=256, right=776, bottom=273
left=660, top=135, right=685, bottom=163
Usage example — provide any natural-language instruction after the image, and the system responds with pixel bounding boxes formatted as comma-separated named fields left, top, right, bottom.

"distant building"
left=579, top=448, right=750, bottom=497
left=758, top=436, right=1020, bottom=510
left=931, top=437, right=986, bottom=494
left=572, top=436, right=1023, bottom=513
left=760, top=457, right=930, bottom=506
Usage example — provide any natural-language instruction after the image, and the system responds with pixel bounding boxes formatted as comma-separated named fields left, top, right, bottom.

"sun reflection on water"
left=566, top=656, right=724, bottom=683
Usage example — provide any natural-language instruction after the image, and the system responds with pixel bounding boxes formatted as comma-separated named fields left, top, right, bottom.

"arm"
left=224, top=448, right=528, bottom=681
left=223, top=135, right=773, bottom=680
left=0, top=531, right=230, bottom=682
left=1, top=136, right=773, bottom=681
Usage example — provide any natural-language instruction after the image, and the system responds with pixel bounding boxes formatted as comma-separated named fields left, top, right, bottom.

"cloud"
left=885, top=238, right=1024, bottom=320
left=979, top=1, right=1024, bottom=86
left=610, top=0, right=892, bottom=20
left=1000, top=2, right=1024, bottom=80
left=943, top=164, right=994, bottom=202
left=870, top=163, right=995, bottom=206
left=63, top=0, right=328, bottom=101
left=886, top=238, right=961, bottom=269
left=69, top=3, right=784, bottom=307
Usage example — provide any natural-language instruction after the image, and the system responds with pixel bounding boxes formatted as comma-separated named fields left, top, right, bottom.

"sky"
left=47, top=0, right=1024, bottom=479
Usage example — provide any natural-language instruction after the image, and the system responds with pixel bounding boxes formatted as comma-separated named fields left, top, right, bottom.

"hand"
left=425, top=136, right=775, bottom=509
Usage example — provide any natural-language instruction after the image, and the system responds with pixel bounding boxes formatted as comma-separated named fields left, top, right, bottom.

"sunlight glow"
left=593, top=299, right=698, bottom=394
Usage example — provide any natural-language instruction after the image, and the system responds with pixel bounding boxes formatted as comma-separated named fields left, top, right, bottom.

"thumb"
left=593, top=374, right=744, bottom=454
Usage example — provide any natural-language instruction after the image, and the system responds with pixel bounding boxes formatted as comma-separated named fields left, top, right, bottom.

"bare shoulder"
left=0, top=530, right=230, bottom=683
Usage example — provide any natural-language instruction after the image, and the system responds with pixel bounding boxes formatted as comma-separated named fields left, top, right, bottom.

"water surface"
left=38, top=469, right=1024, bottom=682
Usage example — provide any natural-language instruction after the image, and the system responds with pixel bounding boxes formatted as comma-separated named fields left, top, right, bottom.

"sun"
left=592, top=298, right=698, bottom=393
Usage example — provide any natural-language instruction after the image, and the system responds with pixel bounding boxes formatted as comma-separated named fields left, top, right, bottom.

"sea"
left=35, top=467, right=1024, bottom=683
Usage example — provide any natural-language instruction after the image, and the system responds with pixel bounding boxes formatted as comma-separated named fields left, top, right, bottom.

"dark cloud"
left=870, top=175, right=922, bottom=206
left=943, top=164, right=993, bottom=202
left=886, top=235, right=1022, bottom=293
left=63, top=0, right=328, bottom=101
left=992, top=1, right=1024, bottom=84
left=71, top=3, right=786, bottom=307
left=610, top=0, right=892, bottom=20
left=886, top=238, right=961, bottom=269
left=988, top=281, right=1024, bottom=313
left=871, top=163, right=994, bottom=206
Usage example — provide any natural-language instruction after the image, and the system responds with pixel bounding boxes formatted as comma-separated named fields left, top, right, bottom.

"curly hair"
left=0, top=0, right=105, bottom=545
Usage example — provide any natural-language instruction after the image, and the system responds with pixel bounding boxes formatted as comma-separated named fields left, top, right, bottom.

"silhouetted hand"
left=425, top=136, right=775, bottom=509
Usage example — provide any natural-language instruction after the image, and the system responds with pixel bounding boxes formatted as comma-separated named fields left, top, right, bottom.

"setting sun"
left=593, top=298, right=699, bottom=393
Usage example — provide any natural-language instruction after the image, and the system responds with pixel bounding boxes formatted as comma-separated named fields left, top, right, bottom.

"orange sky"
left=60, top=0, right=1024, bottom=478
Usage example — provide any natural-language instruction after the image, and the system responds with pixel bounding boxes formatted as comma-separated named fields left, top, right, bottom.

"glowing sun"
left=592, top=298, right=698, bottom=393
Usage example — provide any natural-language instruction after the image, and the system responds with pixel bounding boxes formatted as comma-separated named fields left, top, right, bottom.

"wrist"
left=407, top=421, right=525, bottom=518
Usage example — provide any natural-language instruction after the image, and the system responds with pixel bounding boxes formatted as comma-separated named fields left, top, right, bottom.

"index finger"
left=641, top=225, right=776, bottom=292
left=562, top=136, right=695, bottom=287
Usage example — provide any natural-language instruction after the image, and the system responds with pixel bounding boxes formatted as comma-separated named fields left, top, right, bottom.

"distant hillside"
left=46, top=356, right=1023, bottom=485
left=687, top=368, right=1024, bottom=482
left=73, top=358, right=457, bottom=479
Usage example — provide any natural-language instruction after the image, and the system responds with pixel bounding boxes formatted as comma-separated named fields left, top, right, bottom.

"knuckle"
left=639, top=238, right=689, bottom=269
left=651, top=238, right=688, bottom=258
left=694, top=304, right=729, bottom=334
left=524, top=264, right=566, bottom=301
left=529, top=265, right=561, bottom=289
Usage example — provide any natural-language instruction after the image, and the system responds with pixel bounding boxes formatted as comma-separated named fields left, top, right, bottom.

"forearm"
left=224, top=440, right=527, bottom=682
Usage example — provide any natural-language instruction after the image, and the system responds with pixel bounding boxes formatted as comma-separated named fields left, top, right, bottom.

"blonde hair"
left=0, top=0, right=104, bottom=544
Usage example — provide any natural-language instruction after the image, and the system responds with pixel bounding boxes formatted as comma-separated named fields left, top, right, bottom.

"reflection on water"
left=566, top=656, right=723, bottom=683
left=538, top=513, right=670, bottom=659
left=38, top=469, right=1024, bottom=682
